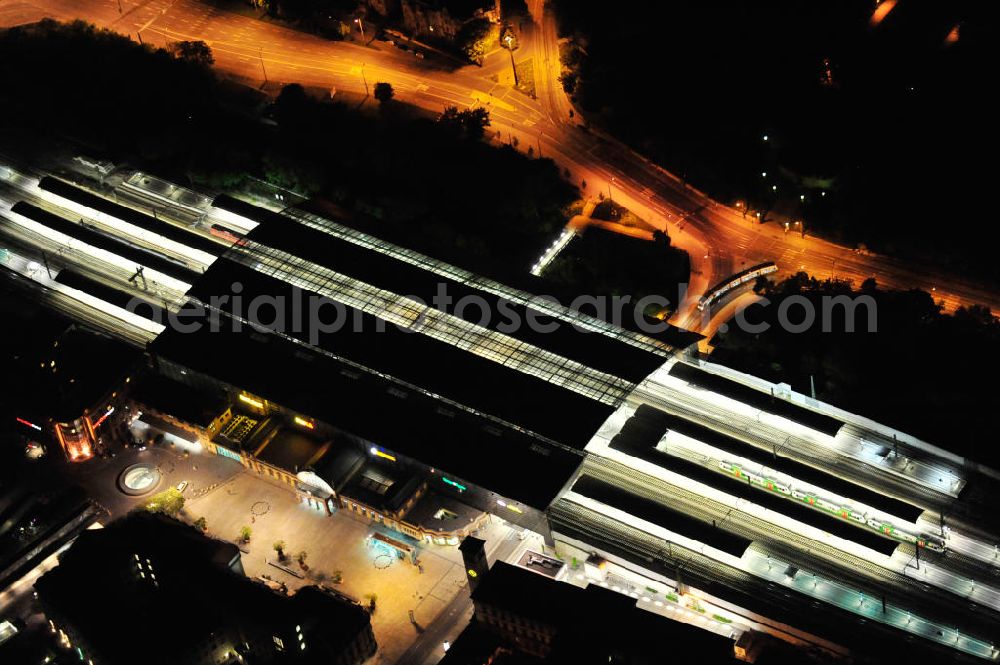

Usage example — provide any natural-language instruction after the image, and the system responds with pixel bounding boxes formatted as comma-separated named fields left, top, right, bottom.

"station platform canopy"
left=669, top=362, right=843, bottom=437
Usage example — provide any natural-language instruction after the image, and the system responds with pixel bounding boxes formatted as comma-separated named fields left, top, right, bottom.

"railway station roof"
left=607, top=436, right=899, bottom=556
left=609, top=404, right=672, bottom=451
left=186, top=261, right=615, bottom=446
left=39, top=176, right=222, bottom=256
left=656, top=410, right=925, bottom=523
left=11, top=201, right=200, bottom=285
left=212, top=195, right=699, bottom=366
left=571, top=474, right=752, bottom=557
left=669, top=362, right=843, bottom=437
left=155, top=196, right=710, bottom=509
left=54, top=269, right=166, bottom=323
left=150, top=309, right=584, bottom=509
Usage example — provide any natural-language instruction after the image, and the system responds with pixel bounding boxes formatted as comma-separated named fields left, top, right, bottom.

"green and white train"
left=718, top=460, right=946, bottom=552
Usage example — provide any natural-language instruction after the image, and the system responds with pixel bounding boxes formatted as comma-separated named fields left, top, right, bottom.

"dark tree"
left=438, top=106, right=491, bottom=141
left=456, top=18, right=495, bottom=65
left=373, top=81, right=394, bottom=105
left=168, top=40, right=214, bottom=68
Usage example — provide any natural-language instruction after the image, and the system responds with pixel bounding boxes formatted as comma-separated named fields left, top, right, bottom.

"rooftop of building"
left=253, top=425, right=330, bottom=472
left=34, top=513, right=372, bottom=665
left=669, top=362, right=842, bottom=437
left=438, top=621, right=542, bottom=665
left=310, top=435, right=367, bottom=491
left=340, top=458, right=423, bottom=514
left=0, top=280, right=142, bottom=423
left=129, top=371, right=229, bottom=429
left=403, top=488, right=483, bottom=533
left=468, top=561, right=737, bottom=664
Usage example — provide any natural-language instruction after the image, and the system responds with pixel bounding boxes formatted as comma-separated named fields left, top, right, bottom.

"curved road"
left=2, top=0, right=997, bottom=326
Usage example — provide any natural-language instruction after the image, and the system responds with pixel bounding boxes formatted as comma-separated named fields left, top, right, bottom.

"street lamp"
left=503, top=32, right=518, bottom=85
left=354, top=17, right=365, bottom=42
left=608, top=176, right=615, bottom=203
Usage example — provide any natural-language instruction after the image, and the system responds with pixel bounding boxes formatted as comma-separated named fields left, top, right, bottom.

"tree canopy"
left=373, top=81, right=394, bottom=104
left=456, top=18, right=497, bottom=64
left=144, top=489, right=185, bottom=517
left=0, top=20, right=576, bottom=277
left=712, top=274, right=1000, bottom=465
left=168, top=40, right=214, bottom=67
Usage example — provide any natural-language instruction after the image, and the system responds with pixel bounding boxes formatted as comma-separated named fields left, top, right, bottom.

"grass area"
left=514, top=57, right=536, bottom=97
left=591, top=199, right=649, bottom=228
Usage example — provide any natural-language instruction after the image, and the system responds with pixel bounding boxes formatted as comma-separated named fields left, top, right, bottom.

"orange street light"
left=870, top=0, right=898, bottom=28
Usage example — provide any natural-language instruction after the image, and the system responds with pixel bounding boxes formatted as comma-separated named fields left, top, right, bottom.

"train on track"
left=698, top=261, right=778, bottom=311
left=718, top=460, right=946, bottom=552
left=209, top=224, right=245, bottom=245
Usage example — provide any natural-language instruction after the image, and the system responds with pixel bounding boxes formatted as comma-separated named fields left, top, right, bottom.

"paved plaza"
left=187, top=471, right=472, bottom=664
left=58, top=432, right=528, bottom=664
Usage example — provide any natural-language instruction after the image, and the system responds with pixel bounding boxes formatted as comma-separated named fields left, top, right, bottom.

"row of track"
left=548, top=498, right=995, bottom=661
left=580, top=450, right=1000, bottom=640
left=639, top=380, right=1000, bottom=583
left=663, top=434, right=1000, bottom=600
left=634, top=381, right=956, bottom=515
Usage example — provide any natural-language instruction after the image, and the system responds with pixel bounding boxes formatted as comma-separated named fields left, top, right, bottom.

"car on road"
left=176, top=481, right=189, bottom=493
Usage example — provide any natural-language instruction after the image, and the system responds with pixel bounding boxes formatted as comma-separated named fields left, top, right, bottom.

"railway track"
left=581, top=454, right=1000, bottom=636
left=549, top=499, right=995, bottom=661
left=633, top=384, right=958, bottom=515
